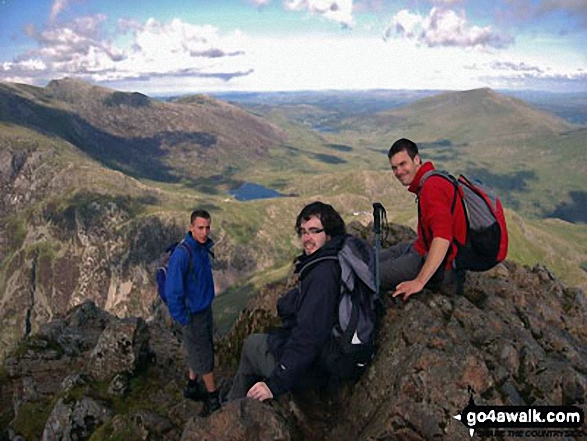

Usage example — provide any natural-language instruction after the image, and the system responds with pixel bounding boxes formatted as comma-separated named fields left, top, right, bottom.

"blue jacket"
left=165, top=233, right=215, bottom=326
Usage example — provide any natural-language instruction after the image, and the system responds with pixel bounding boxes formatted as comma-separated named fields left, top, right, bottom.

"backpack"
left=418, top=170, right=508, bottom=272
left=318, top=235, right=382, bottom=381
left=155, top=241, right=195, bottom=304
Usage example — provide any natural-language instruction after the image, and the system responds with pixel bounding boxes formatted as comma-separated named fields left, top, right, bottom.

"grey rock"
left=107, top=373, right=129, bottom=396
left=88, top=316, right=150, bottom=381
left=41, top=397, right=112, bottom=441
left=21, top=376, right=38, bottom=402
left=181, top=399, right=292, bottom=441
left=61, top=373, right=87, bottom=393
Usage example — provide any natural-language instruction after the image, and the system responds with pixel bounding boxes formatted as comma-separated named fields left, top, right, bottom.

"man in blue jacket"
left=165, top=209, right=220, bottom=416
left=227, top=201, right=345, bottom=402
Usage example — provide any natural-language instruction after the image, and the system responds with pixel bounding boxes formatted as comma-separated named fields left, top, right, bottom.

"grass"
left=9, top=397, right=53, bottom=440
left=1, top=85, right=586, bottom=353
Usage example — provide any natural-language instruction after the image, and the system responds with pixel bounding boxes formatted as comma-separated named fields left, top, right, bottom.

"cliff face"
left=1, top=223, right=585, bottom=440
left=0, top=78, right=292, bottom=364
left=0, top=126, right=284, bottom=363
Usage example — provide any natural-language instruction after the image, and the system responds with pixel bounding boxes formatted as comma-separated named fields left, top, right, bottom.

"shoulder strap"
left=418, top=170, right=459, bottom=214
left=179, top=241, right=197, bottom=282
left=416, top=170, right=461, bottom=251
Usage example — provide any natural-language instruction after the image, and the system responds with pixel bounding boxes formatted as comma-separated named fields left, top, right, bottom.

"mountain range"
left=0, top=77, right=585, bottom=364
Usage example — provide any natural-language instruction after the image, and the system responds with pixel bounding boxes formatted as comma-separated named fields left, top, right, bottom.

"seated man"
left=381, top=138, right=466, bottom=301
left=227, top=201, right=346, bottom=401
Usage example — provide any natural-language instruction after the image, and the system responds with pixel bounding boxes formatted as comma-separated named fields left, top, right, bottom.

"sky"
left=0, top=0, right=586, bottom=95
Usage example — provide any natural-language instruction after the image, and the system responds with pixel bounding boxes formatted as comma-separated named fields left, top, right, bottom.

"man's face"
left=390, top=150, right=421, bottom=187
left=298, top=215, right=329, bottom=255
left=189, top=217, right=211, bottom=244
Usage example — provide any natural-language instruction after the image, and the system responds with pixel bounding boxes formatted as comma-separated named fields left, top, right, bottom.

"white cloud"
left=285, top=0, right=354, bottom=27
left=113, top=18, right=251, bottom=81
left=1, top=9, right=584, bottom=94
left=50, top=0, right=84, bottom=22
left=386, top=7, right=514, bottom=49
left=50, top=0, right=69, bottom=21
left=1, top=15, right=125, bottom=81
left=0, top=16, right=253, bottom=86
left=251, top=0, right=272, bottom=6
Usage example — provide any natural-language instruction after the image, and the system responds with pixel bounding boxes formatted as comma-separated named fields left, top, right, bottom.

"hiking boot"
left=183, top=379, right=205, bottom=402
left=198, top=390, right=221, bottom=417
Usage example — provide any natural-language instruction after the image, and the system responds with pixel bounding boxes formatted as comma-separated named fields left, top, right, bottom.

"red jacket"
left=408, top=162, right=467, bottom=269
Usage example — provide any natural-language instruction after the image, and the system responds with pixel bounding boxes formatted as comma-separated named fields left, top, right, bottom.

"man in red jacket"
left=381, top=138, right=467, bottom=301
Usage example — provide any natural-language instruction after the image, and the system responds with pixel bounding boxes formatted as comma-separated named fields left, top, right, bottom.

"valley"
left=1, top=78, right=586, bottom=361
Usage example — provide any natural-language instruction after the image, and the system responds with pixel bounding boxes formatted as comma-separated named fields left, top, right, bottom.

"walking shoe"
left=198, top=390, right=221, bottom=417
left=183, top=379, right=205, bottom=402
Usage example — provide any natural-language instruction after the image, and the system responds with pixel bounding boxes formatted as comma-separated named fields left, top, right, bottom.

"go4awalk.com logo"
left=453, top=388, right=585, bottom=438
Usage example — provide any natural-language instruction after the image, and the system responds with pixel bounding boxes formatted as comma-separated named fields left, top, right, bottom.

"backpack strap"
left=178, top=241, right=198, bottom=283
left=417, top=170, right=458, bottom=250
left=418, top=170, right=459, bottom=215
left=416, top=170, right=466, bottom=277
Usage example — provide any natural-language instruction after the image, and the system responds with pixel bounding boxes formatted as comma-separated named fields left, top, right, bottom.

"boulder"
left=180, top=399, right=293, bottom=441
left=41, top=397, right=112, bottom=441
left=88, top=317, right=150, bottom=381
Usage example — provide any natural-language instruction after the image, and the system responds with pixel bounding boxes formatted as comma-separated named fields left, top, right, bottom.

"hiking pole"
left=372, top=202, right=386, bottom=314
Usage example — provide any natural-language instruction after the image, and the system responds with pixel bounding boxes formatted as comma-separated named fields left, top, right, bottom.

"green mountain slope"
left=296, top=88, right=587, bottom=221
left=0, top=79, right=285, bottom=184
left=1, top=79, right=585, bottom=363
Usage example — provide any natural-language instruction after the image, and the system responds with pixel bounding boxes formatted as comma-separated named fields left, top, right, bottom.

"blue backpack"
left=155, top=241, right=195, bottom=304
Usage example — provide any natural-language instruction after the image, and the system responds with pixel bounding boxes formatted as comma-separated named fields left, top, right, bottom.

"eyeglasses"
left=296, top=227, right=325, bottom=237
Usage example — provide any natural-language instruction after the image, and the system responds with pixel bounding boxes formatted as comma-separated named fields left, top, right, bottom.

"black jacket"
left=266, top=235, right=344, bottom=396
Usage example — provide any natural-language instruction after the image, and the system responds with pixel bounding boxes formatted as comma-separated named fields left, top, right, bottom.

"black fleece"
left=266, top=235, right=344, bottom=396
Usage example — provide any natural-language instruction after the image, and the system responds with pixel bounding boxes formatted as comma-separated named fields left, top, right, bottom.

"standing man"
left=227, top=201, right=346, bottom=402
left=166, top=209, right=220, bottom=416
left=381, top=138, right=467, bottom=301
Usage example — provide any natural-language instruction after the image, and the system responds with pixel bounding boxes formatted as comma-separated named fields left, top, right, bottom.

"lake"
left=229, top=182, right=283, bottom=201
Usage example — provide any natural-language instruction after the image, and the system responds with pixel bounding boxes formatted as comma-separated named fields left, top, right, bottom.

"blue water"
left=229, top=182, right=282, bottom=201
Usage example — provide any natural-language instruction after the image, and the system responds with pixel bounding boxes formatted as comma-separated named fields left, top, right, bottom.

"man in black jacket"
left=227, top=201, right=345, bottom=401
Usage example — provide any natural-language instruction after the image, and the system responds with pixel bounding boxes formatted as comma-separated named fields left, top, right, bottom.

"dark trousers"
left=379, top=242, right=425, bottom=293
left=379, top=242, right=456, bottom=294
left=183, top=307, right=214, bottom=375
left=227, top=333, right=276, bottom=401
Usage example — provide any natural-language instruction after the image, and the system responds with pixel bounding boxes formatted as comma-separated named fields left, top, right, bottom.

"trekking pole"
left=372, top=202, right=386, bottom=314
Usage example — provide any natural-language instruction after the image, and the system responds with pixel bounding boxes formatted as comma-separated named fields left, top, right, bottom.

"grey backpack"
left=320, top=235, right=381, bottom=381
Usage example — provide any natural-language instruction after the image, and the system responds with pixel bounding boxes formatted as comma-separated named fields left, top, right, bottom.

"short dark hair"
left=387, top=138, right=419, bottom=160
left=191, top=209, right=211, bottom=224
left=295, top=201, right=346, bottom=237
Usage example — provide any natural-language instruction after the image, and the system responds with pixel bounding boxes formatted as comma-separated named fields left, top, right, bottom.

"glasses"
left=297, top=227, right=325, bottom=237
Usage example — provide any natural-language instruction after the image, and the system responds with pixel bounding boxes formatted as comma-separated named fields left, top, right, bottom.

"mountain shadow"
left=313, top=153, right=347, bottom=164
left=103, top=92, right=151, bottom=108
left=324, top=143, right=353, bottom=152
left=0, top=90, right=213, bottom=183
left=464, top=167, right=537, bottom=193
left=546, top=191, right=587, bottom=223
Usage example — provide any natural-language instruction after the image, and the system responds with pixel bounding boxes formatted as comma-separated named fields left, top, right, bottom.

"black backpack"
left=319, top=235, right=381, bottom=381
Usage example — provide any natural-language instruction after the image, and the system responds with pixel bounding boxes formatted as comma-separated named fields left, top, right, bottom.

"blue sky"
left=0, top=0, right=586, bottom=94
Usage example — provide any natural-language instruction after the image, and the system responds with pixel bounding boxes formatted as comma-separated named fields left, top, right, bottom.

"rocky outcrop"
left=1, top=223, right=586, bottom=440
left=42, top=397, right=112, bottom=441
left=181, top=399, right=295, bottom=441
left=87, top=317, right=150, bottom=381
left=214, top=260, right=587, bottom=440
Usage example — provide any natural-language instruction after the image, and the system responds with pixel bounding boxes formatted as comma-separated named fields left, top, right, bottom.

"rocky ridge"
left=0, top=89, right=288, bottom=362
left=1, top=223, right=585, bottom=440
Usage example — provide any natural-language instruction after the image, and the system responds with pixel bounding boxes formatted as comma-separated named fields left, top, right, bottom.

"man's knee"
left=242, top=333, right=268, bottom=360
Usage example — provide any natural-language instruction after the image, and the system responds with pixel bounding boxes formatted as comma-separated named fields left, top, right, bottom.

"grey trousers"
left=183, top=307, right=214, bottom=375
left=379, top=242, right=425, bottom=293
left=227, top=333, right=277, bottom=401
